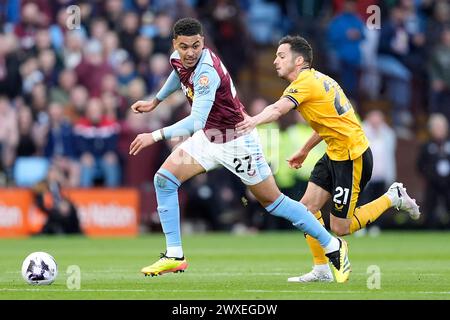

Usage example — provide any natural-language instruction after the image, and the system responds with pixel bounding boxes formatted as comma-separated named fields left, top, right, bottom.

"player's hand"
left=235, top=114, right=257, bottom=135
left=287, top=149, right=308, bottom=169
left=130, top=99, right=159, bottom=114
left=129, top=133, right=155, bottom=156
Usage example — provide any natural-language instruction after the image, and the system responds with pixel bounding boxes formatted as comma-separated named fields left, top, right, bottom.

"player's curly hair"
left=173, top=18, right=204, bottom=38
left=279, top=35, right=313, bottom=66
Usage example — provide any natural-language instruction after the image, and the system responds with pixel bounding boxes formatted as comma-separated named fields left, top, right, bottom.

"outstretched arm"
left=235, top=97, right=295, bottom=134
left=129, top=66, right=220, bottom=156
left=287, top=131, right=322, bottom=169
left=130, top=71, right=181, bottom=113
left=155, top=71, right=182, bottom=101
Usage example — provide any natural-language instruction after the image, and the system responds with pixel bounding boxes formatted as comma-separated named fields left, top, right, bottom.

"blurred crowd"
left=0, top=0, right=449, bottom=231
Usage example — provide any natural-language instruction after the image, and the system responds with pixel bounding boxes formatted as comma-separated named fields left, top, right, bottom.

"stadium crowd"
left=0, top=0, right=449, bottom=231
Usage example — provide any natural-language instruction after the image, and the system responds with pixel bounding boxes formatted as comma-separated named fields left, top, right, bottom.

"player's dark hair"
left=279, top=35, right=313, bottom=66
left=173, top=18, right=203, bottom=38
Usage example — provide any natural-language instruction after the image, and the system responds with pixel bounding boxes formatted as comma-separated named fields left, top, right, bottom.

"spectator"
left=21, top=0, right=52, bottom=27
left=28, top=83, right=50, bottom=134
left=75, top=40, right=113, bottom=97
left=16, top=106, right=41, bottom=157
left=32, top=166, right=82, bottom=235
left=425, top=0, right=450, bottom=49
left=50, top=68, right=78, bottom=106
left=146, top=53, right=171, bottom=93
left=0, top=96, right=19, bottom=185
left=19, top=57, right=43, bottom=95
left=428, top=27, right=450, bottom=123
left=38, top=48, right=59, bottom=87
left=49, top=8, right=71, bottom=52
left=89, top=17, right=109, bottom=41
left=245, top=0, right=285, bottom=45
left=132, top=36, right=154, bottom=77
left=13, top=2, right=42, bottom=50
left=67, top=85, right=89, bottom=122
left=116, top=57, right=138, bottom=88
left=102, top=31, right=129, bottom=71
left=360, top=110, right=397, bottom=207
left=33, top=27, right=54, bottom=55
left=103, top=0, right=124, bottom=30
left=61, top=30, right=85, bottom=69
left=0, top=33, right=22, bottom=98
left=118, top=11, right=140, bottom=55
left=74, top=98, right=121, bottom=187
left=101, top=73, right=128, bottom=120
left=417, top=113, right=450, bottom=229
left=205, top=0, right=252, bottom=80
left=152, top=12, right=174, bottom=55
left=118, top=108, right=162, bottom=187
left=327, top=0, right=366, bottom=99
left=44, top=102, right=80, bottom=187
left=377, top=6, right=414, bottom=136
left=126, top=77, right=146, bottom=102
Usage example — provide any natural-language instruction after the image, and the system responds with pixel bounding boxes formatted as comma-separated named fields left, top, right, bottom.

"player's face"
left=274, top=43, right=301, bottom=79
left=173, top=35, right=204, bottom=68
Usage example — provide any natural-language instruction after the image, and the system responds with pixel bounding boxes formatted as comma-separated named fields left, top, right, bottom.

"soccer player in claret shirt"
left=236, top=35, right=421, bottom=283
left=129, top=18, right=351, bottom=282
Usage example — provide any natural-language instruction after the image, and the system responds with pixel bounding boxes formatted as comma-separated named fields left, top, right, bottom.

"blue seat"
left=13, top=157, right=50, bottom=187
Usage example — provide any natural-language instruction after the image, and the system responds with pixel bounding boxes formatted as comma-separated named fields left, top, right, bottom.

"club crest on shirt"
left=199, top=75, right=209, bottom=86
left=197, top=75, right=210, bottom=95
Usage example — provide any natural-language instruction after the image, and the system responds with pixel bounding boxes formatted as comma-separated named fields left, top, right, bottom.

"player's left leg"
left=141, top=131, right=214, bottom=277
left=140, top=148, right=206, bottom=277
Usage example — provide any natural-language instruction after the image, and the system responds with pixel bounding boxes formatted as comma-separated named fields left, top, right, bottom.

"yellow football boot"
left=141, top=253, right=188, bottom=277
left=325, top=238, right=351, bottom=283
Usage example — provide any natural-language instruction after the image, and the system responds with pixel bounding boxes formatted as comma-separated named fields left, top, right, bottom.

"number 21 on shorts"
left=333, top=186, right=350, bottom=205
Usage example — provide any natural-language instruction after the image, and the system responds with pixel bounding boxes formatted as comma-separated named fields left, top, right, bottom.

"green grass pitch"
left=1, top=231, right=449, bottom=300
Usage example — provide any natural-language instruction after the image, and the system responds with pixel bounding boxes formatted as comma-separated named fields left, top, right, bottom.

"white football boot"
left=386, top=182, right=421, bottom=220
left=288, top=265, right=334, bottom=283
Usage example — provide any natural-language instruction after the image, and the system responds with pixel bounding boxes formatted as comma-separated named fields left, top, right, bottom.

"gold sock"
left=350, top=195, right=392, bottom=233
left=305, top=210, right=328, bottom=265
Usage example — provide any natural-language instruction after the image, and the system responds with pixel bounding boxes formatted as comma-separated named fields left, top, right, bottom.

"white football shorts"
left=179, top=129, right=272, bottom=185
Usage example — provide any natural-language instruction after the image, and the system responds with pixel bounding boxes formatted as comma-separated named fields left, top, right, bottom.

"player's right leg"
left=141, top=144, right=207, bottom=277
left=248, top=175, right=350, bottom=283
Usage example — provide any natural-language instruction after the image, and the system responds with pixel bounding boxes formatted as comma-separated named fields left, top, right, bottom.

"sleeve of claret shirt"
left=155, top=70, right=182, bottom=101
left=161, top=64, right=221, bottom=139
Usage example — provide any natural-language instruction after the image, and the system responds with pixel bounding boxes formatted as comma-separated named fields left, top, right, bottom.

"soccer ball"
left=21, top=252, right=58, bottom=285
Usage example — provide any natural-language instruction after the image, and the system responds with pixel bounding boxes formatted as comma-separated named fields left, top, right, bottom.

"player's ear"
left=295, top=55, right=304, bottom=67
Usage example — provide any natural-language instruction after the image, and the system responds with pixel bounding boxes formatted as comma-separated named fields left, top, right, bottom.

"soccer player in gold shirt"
left=236, top=35, right=421, bottom=282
